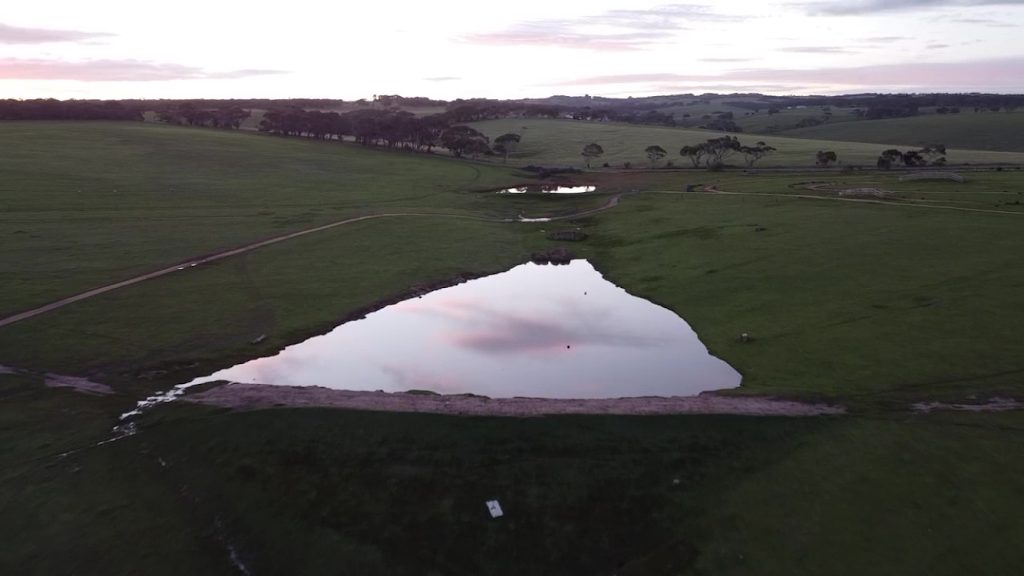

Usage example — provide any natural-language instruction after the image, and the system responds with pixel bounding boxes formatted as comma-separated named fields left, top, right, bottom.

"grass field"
left=3, top=122, right=1024, bottom=575
left=0, top=122, right=531, bottom=316
left=782, top=111, right=1024, bottom=152
left=471, top=119, right=1024, bottom=168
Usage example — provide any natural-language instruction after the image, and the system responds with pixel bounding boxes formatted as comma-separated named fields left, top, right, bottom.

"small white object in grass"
left=486, top=500, right=503, bottom=518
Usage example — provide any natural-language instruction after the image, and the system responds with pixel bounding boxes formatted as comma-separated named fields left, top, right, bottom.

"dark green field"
left=782, top=111, right=1024, bottom=152
left=2, top=121, right=1024, bottom=575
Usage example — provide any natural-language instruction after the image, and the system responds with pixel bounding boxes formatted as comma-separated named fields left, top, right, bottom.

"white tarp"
left=486, top=500, right=503, bottom=518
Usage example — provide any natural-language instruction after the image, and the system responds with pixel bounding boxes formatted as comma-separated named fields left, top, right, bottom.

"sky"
left=2, top=0, right=1023, bottom=100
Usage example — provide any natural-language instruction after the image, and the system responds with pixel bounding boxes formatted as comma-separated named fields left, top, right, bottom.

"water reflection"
left=188, top=261, right=740, bottom=398
left=498, top=185, right=596, bottom=194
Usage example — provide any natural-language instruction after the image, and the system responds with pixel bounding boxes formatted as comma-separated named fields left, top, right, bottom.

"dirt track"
left=186, top=382, right=845, bottom=417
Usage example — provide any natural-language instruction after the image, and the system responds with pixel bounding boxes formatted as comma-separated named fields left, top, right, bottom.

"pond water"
left=186, top=261, right=740, bottom=399
left=498, top=185, right=596, bottom=194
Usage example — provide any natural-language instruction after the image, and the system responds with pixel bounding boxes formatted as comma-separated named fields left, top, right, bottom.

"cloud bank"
left=798, top=0, right=1024, bottom=16
left=463, top=4, right=743, bottom=51
left=544, top=58, right=1024, bottom=91
left=0, top=22, right=114, bottom=44
left=0, top=58, right=287, bottom=81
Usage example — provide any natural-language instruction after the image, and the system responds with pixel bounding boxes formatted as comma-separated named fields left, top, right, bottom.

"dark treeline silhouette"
left=257, top=107, right=494, bottom=157
left=0, top=99, right=142, bottom=121
left=443, top=100, right=562, bottom=122
left=119, top=98, right=349, bottom=110
left=375, top=95, right=447, bottom=108
left=156, top=103, right=250, bottom=129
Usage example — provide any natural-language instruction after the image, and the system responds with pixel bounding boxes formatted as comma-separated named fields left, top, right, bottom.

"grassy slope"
left=782, top=111, right=1024, bottom=152
left=0, top=216, right=543, bottom=380
left=470, top=119, right=1024, bottom=169
left=578, top=188, right=1024, bottom=402
left=733, top=108, right=860, bottom=133
left=0, top=121, right=522, bottom=316
left=133, top=404, right=1024, bottom=576
left=0, top=374, right=232, bottom=575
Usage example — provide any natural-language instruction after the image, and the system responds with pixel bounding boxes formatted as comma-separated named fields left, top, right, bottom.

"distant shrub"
left=624, top=162, right=632, bottom=169
left=602, top=162, right=610, bottom=168
left=522, top=165, right=582, bottom=179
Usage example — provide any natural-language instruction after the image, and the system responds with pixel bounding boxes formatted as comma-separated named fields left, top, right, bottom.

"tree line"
left=576, top=140, right=956, bottom=170
left=156, top=104, right=250, bottom=129
left=580, top=137, right=775, bottom=169
left=876, top=146, right=947, bottom=169
left=255, top=107, right=526, bottom=161
left=0, top=99, right=142, bottom=121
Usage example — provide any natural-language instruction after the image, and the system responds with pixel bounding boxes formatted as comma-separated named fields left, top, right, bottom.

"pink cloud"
left=0, top=58, right=287, bottom=82
left=543, top=58, right=1024, bottom=91
left=0, top=22, right=114, bottom=45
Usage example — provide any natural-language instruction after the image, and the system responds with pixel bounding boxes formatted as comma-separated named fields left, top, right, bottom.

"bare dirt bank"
left=914, top=397, right=1024, bottom=412
left=185, top=383, right=845, bottom=417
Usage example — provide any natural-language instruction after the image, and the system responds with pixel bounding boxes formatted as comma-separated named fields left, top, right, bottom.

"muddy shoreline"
left=185, top=383, right=845, bottom=416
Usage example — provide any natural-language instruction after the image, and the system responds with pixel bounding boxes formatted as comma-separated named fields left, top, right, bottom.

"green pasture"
left=0, top=121, right=528, bottom=316
left=470, top=119, right=1024, bottom=168
left=3, top=123, right=1024, bottom=575
left=783, top=111, right=1024, bottom=152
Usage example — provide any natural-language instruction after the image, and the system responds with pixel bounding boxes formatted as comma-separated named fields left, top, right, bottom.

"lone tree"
left=494, top=133, right=522, bottom=163
left=440, top=126, right=489, bottom=158
left=880, top=149, right=904, bottom=166
left=704, top=136, right=742, bottom=168
left=877, top=149, right=903, bottom=170
left=902, top=150, right=926, bottom=167
left=581, top=143, right=604, bottom=168
left=815, top=150, right=838, bottom=167
left=645, top=145, right=667, bottom=167
left=920, top=144, right=947, bottom=165
left=680, top=144, right=707, bottom=167
left=464, top=138, right=493, bottom=160
left=740, top=142, right=776, bottom=167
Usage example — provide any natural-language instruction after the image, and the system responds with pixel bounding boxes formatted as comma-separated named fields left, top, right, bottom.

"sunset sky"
left=2, top=0, right=1023, bottom=100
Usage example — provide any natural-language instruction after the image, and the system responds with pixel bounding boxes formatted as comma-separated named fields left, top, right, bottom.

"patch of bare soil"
left=44, top=373, right=114, bottom=395
left=913, top=397, right=1024, bottom=413
left=186, top=383, right=845, bottom=417
left=0, top=364, right=15, bottom=375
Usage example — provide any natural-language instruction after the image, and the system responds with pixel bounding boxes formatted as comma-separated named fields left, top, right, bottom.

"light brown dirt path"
left=186, top=382, right=845, bottom=417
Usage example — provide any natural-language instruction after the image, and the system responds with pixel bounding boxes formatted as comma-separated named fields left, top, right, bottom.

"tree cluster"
left=0, top=99, right=142, bottom=121
left=257, top=107, right=504, bottom=158
left=156, top=104, right=250, bottom=129
left=815, top=151, right=838, bottom=167
left=442, top=101, right=561, bottom=122
left=680, top=137, right=772, bottom=168
left=258, top=108, right=449, bottom=150
left=876, top=145, right=947, bottom=169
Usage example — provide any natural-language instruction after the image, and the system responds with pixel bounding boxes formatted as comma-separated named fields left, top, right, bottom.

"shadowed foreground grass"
left=5, top=377, right=1024, bottom=576
left=0, top=374, right=232, bottom=575
left=123, top=402, right=1024, bottom=576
